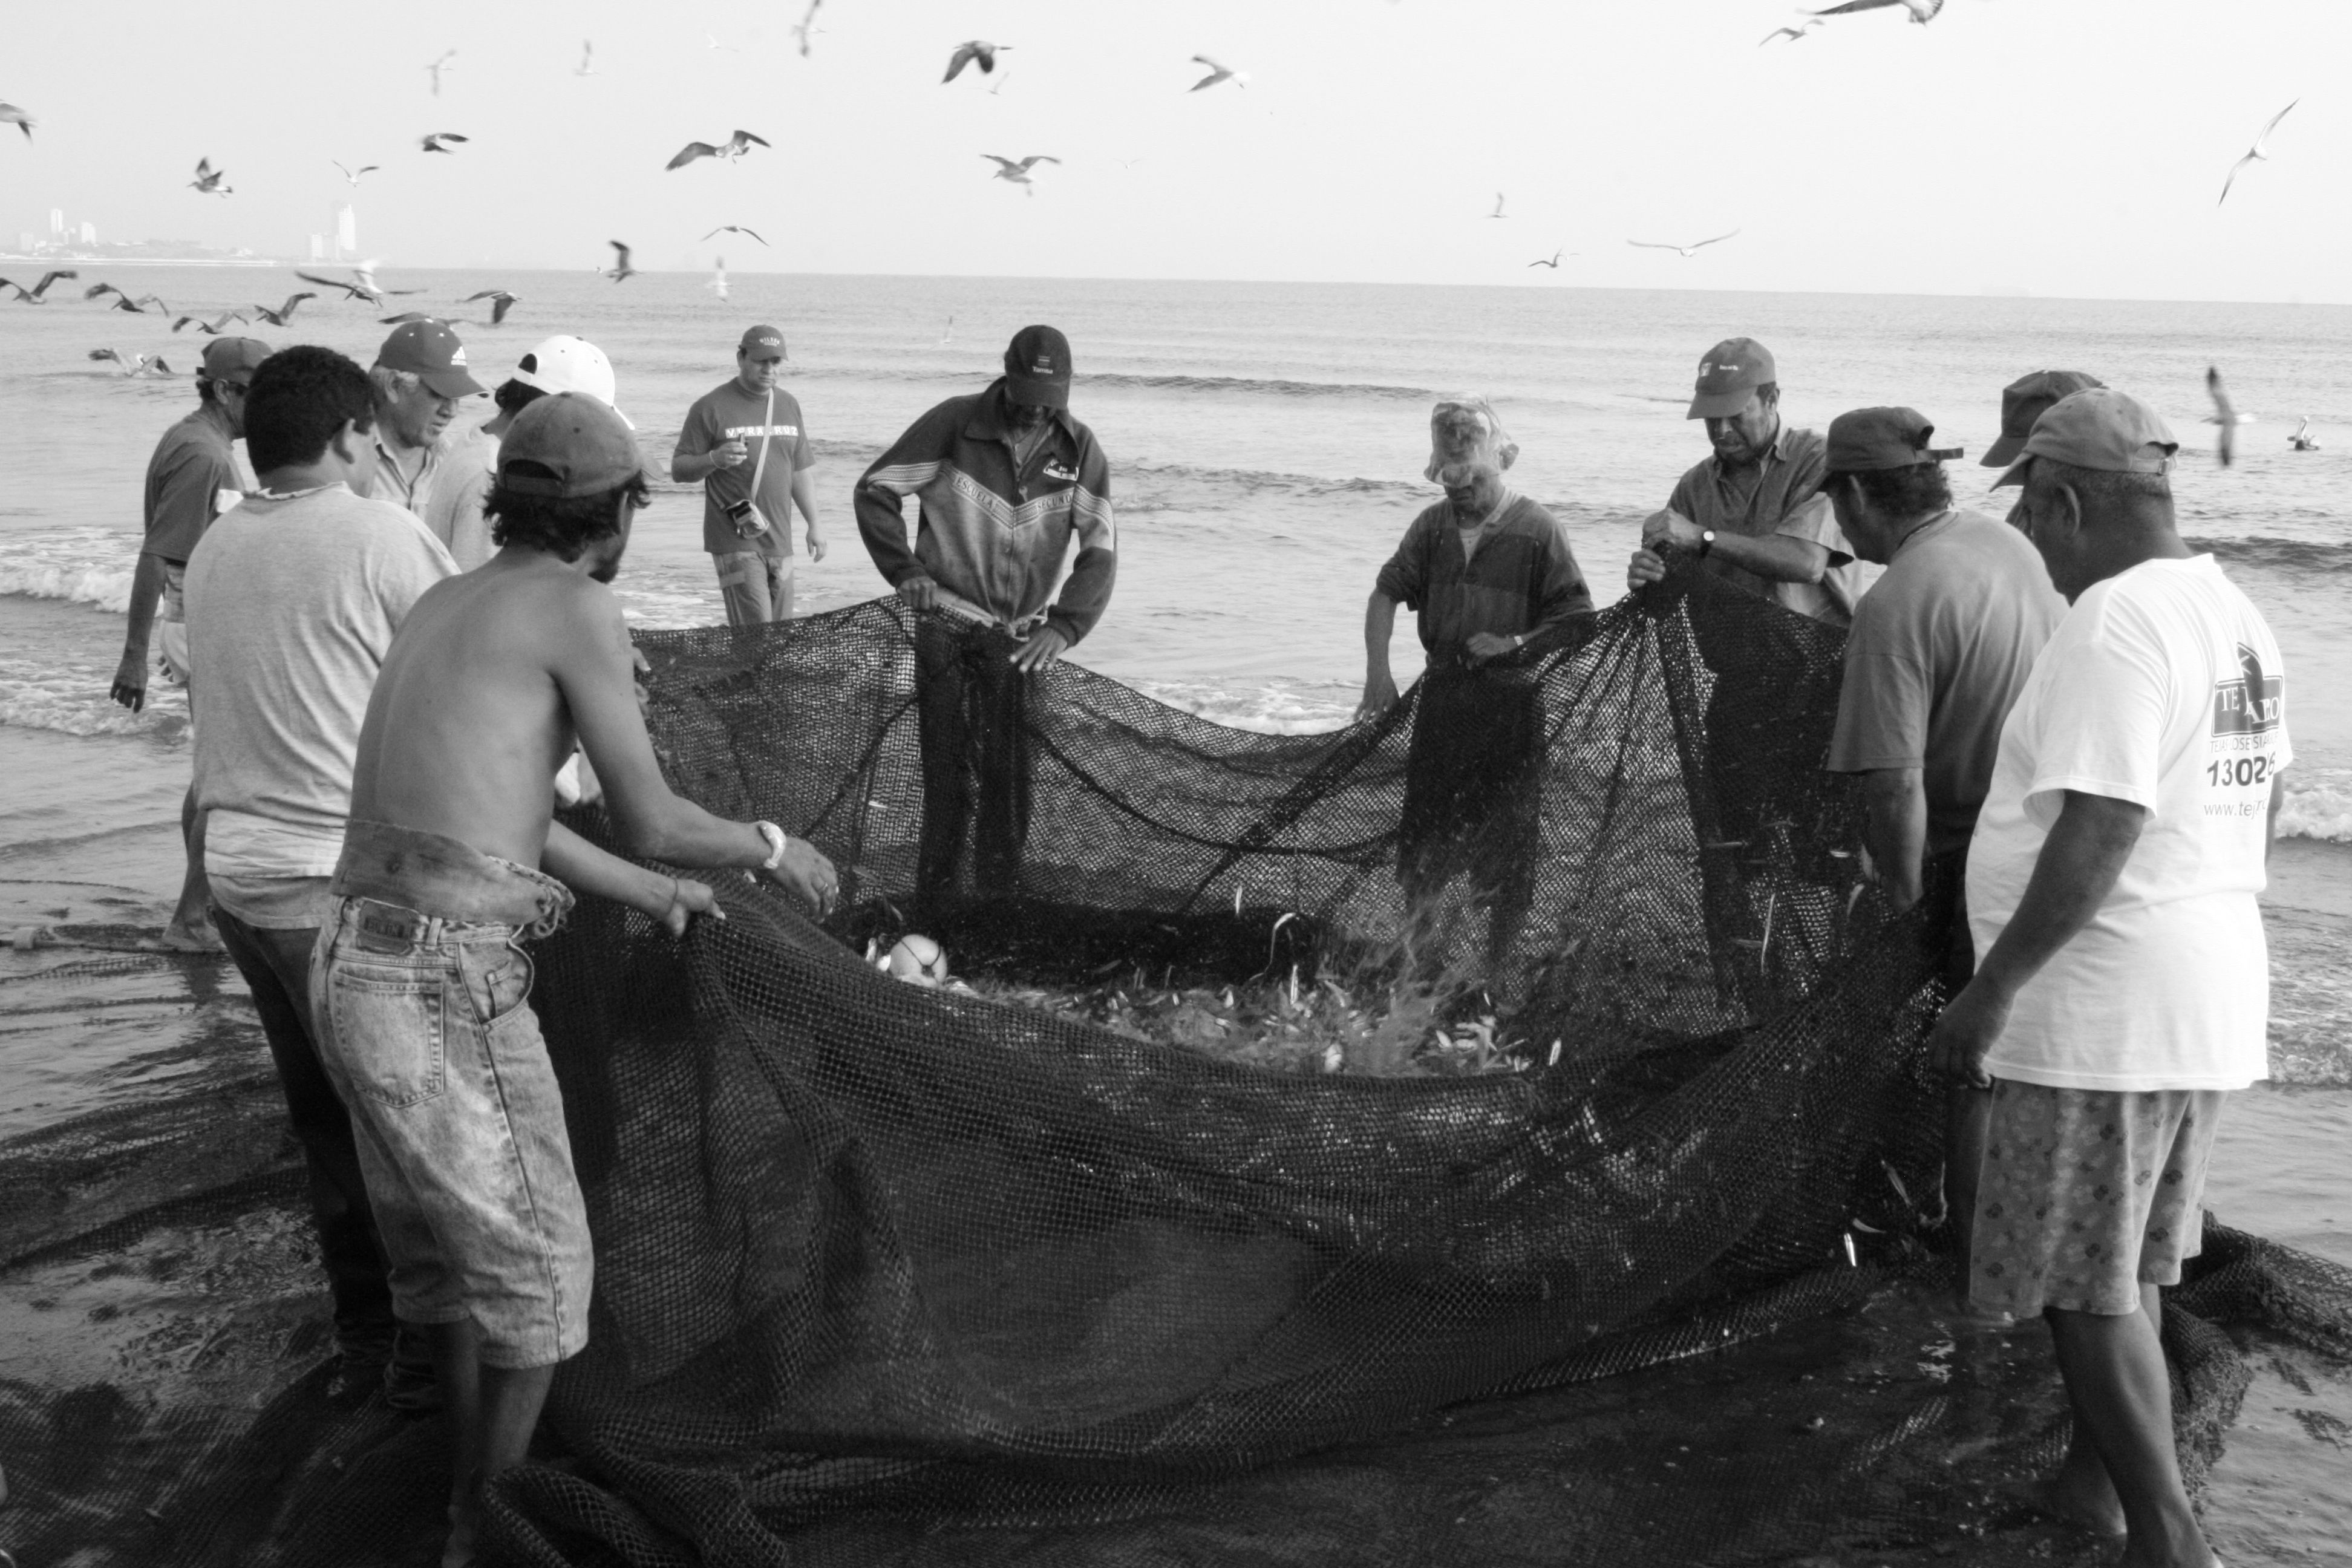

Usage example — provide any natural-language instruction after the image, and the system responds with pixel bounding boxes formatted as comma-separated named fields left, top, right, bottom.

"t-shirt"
left=1965, top=555, right=2290, bottom=1091
left=359, top=426, right=498, bottom=566
left=185, top=483, right=458, bottom=901
left=1665, top=425, right=1861, bottom=627
left=142, top=408, right=246, bottom=564
left=1374, top=491, right=1594, bottom=658
left=673, top=380, right=815, bottom=557
left=1826, top=509, right=2066, bottom=855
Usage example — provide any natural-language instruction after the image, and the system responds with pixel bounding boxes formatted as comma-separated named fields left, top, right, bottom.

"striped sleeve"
left=1045, top=423, right=1119, bottom=644
left=854, top=400, right=961, bottom=589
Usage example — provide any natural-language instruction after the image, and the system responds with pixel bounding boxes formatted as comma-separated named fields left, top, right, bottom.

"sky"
left=3, top=0, right=2345, bottom=303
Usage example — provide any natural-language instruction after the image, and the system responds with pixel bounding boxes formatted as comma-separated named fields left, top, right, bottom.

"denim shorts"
left=310, top=895, right=590, bottom=1368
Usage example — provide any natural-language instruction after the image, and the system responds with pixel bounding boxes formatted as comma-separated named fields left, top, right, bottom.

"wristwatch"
left=1697, top=529, right=1717, bottom=560
left=754, top=820, right=789, bottom=871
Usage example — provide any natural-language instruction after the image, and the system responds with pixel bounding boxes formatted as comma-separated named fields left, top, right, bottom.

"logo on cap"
left=1032, top=358, right=1054, bottom=374
left=450, top=346, right=468, bottom=365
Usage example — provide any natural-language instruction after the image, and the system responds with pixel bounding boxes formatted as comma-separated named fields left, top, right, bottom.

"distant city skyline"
left=4, top=0, right=2344, bottom=303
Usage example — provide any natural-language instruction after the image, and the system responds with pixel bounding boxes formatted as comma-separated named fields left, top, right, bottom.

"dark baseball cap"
left=374, top=318, right=486, bottom=399
left=497, top=392, right=645, bottom=498
left=199, top=336, right=272, bottom=385
left=1687, top=337, right=1775, bottom=420
left=1820, top=407, right=1963, bottom=477
left=1003, top=324, right=1072, bottom=409
left=737, top=325, right=786, bottom=362
left=1981, top=370, right=2106, bottom=467
left=1991, top=388, right=2178, bottom=490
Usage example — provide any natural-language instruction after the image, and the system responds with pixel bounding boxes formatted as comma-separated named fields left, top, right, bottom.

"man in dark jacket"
left=854, top=325, right=1116, bottom=904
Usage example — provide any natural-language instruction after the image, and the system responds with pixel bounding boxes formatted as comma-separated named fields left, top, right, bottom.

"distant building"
left=78, top=221, right=97, bottom=246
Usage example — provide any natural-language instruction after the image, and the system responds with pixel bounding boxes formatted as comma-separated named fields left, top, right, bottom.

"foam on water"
left=2278, top=766, right=2352, bottom=843
left=0, top=527, right=135, bottom=615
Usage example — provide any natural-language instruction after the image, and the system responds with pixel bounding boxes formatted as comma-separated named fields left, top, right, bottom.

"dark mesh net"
left=2, top=561, right=2347, bottom=1567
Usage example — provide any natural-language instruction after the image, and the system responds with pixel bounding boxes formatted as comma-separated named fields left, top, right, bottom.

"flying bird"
left=249, top=292, right=316, bottom=327
left=1761, top=19, right=1824, bottom=44
left=575, top=40, right=596, bottom=77
left=419, top=132, right=469, bottom=154
left=605, top=240, right=635, bottom=283
left=1528, top=250, right=1573, bottom=269
left=666, top=129, right=769, bottom=169
left=944, top=41, right=1010, bottom=82
left=297, top=264, right=416, bottom=306
left=1189, top=55, right=1247, bottom=91
left=0, top=269, right=77, bottom=302
left=460, top=289, right=520, bottom=324
left=2218, top=100, right=2298, bottom=206
left=792, top=0, right=823, bottom=56
left=332, top=161, right=379, bottom=185
left=189, top=157, right=232, bottom=195
left=0, top=103, right=32, bottom=140
left=2290, top=416, right=2319, bottom=452
left=1809, top=0, right=1944, bottom=21
left=90, top=348, right=175, bottom=377
left=426, top=50, right=457, bottom=97
left=377, top=312, right=448, bottom=326
left=982, top=153, right=1060, bottom=194
left=1628, top=230, right=1741, bottom=256
left=1488, top=192, right=1507, bottom=220
left=2206, top=365, right=2244, bottom=467
left=171, top=310, right=251, bottom=335
left=702, top=224, right=769, bottom=246
left=85, top=283, right=169, bottom=313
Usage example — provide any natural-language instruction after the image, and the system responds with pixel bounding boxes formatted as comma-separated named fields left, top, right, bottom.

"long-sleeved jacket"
left=854, top=382, right=1117, bottom=645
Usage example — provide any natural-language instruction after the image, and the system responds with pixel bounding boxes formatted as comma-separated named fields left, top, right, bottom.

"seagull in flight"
left=460, top=289, right=520, bottom=324
left=1628, top=230, right=1740, bottom=257
left=1488, top=192, right=1507, bottom=220
left=944, top=41, right=1010, bottom=82
left=575, top=40, right=596, bottom=77
left=0, top=269, right=77, bottom=302
left=85, top=283, right=170, bottom=313
left=420, top=132, right=469, bottom=154
left=1761, top=19, right=1824, bottom=44
left=189, top=157, right=232, bottom=195
left=172, top=310, right=251, bottom=335
left=1189, top=55, right=1247, bottom=91
left=90, top=348, right=175, bottom=377
left=982, top=153, right=1060, bottom=195
left=332, top=160, right=379, bottom=185
left=0, top=103, right=32, bottom=140
left=426, top=50, right=457, bottom=97
left=297, top=263, right=417, bottom=307
left=792, top=0, right=822, bottom=56
left=2218, top=100, right=2297, bottom=206
left=703, top=224, right=770, bottom=246
left=1809, top=0, right=1943, bottom=21
left=249, top=292, right=317, bottom=327
left=667, top=129, right=770, bottom=170
left=1528, top=250, right=1575, bottom=269
left=2205, top=365, right=2247, bottom=467
left=606, top=240, right=636, bottom=283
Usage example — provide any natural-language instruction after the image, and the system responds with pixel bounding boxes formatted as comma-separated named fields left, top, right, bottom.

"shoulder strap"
left=748, top=387, right=775, bottom=500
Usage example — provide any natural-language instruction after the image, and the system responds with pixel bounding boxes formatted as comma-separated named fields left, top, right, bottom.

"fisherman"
left=671, top=324, right=826, bottom=624
left=1935, top=389, right=2287, bottom=1568
left=313, top=392, right=837, bottom=1567
left=108, top=335, right=270, bottom=951
left=183, top=344, right=456, bottom=1408
left=1362, top=395, right=1593, bottom=962
left=1815, top=407, right=2065, bottom=1264
left=1980, top=370, right=2105, bottom=524
left=356, top=318, right=490, bottom=549
left=854, top=324, right=1117, bottom=906
left=443, top=336, right=629, bottom=570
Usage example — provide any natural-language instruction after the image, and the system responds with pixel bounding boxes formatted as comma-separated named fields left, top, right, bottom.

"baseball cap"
left=374, top=318, right=486, bottom=399
left=1981, top=370, right=2106, bottom=467
left=199, top=337, right=272, bottom=385
left=737, top=325, right=786, bottom=362
left=1819, top=407, right=1962, bottom=477
left=1425, top=394, right=1519, bottom=482
left=1687, top=337, right=1775, bottom=420
left=1002, top=324, right=1072, bottom=409
left=1991, top=388, right=2178, bottom=489
left=497, top=392, right=645, bottom=498
left=510, top=335, right=632, bottom=427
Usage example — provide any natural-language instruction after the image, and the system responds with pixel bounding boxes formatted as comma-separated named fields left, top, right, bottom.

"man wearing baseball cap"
left=1625, top=336, right=1860, bottom=626
left=107, top=333, right=272, bottom=952
left=1937, top=388, right=2288, bottom=1564
left=317, top=389, right=836, bottom=1566
left=356, top=318, right=488, bottom=551
left=855, top=323, right=1117, bottom=906
left=1979, top=369, right=2104, bottom=471
left=439, top=335, right=630, bottom=569
left=1817, top=407, right=2065, bottom=1272
left=670, top=324, right=825, bottom=624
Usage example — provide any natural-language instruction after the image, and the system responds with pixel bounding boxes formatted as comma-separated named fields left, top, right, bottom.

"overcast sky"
left=5, top=0, right=2343, bottom=302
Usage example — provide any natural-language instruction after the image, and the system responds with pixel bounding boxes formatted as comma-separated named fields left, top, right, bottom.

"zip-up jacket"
left=854, top=381, right=1117, bottom=645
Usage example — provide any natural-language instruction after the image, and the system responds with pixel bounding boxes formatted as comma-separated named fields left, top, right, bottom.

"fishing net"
left=2, top=561, right=2347, bottom=1567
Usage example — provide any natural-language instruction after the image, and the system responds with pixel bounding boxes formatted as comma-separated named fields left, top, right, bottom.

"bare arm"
left=1642, top=509, right=1832, bottom=585
left=1929, top=789, right=2147, bottom=1083
left=1359, top=590, right=1400, bottom=720
left=1859, top=766, right=1928, bottom=913
left=790, top=465, right=825, bottom=561
left=541, top=820, right=722, bottom=935
left=2267, top=771, right=2285, bottom=867
left=111, top=552, right=171, bottom=710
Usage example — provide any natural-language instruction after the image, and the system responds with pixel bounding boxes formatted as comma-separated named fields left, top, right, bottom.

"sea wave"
left=2279, top=768, right=2352, bottom=843
left=780, top=364, right=1442, bottom=402
left=2187, top=535, right=2352, bottom=575
left=0, top=528, right=137, bottom=613
left=1119, top=678, right=1356, bottom=736
left=0, top=654, right=187, bottom=742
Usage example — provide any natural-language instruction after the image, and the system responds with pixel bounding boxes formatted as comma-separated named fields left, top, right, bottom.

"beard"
left=588, top=537, right=630, bottom=584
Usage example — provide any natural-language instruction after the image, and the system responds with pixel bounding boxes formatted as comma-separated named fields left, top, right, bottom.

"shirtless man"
left=311, top=391, right=837, bottom=1566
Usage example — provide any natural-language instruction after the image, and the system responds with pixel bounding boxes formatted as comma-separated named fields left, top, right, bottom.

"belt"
left=348, top=897, right=520, bottom=948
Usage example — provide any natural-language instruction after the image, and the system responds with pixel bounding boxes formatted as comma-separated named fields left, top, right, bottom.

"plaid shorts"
left=1968, top=1079, right=2225, bottom=1318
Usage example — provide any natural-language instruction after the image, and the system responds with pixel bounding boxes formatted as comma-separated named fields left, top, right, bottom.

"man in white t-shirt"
left=186, top=344, right=459, bottom=1407
left=1932, top=389, right=2288, bottom=1568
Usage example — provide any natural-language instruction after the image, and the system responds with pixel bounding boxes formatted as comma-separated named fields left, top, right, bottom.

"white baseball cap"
left=509, top=335, right=632, bottom=428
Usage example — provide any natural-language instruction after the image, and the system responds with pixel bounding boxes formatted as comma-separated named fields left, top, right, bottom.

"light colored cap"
left=509, top=335, right=630, bottom=427
left=198, top=336, right=272, bottom=385
left=1991, top=388, right=2178, bottom=489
